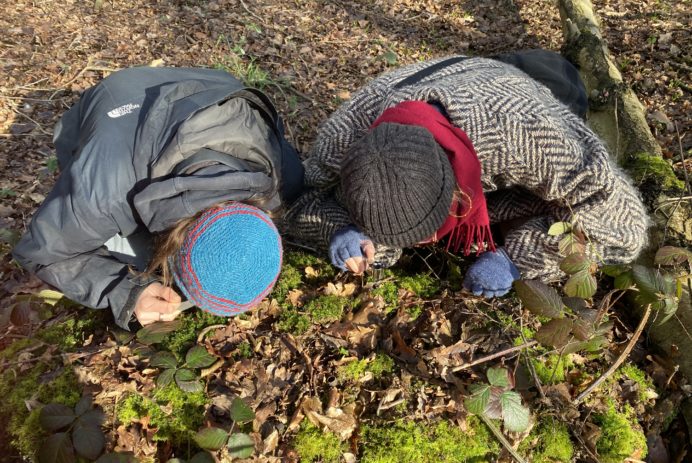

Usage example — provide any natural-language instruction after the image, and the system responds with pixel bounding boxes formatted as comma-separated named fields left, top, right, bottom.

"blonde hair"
left=147, top=196, right=281, bottom=287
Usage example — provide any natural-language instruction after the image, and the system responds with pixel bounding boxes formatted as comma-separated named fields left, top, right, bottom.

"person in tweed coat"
left=283, top=51, right=648, bottom=297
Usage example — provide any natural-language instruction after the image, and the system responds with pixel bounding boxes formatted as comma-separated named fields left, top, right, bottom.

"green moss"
left=371, top=281, right=399, bottom=310
left=338, top=354, right=395, bottom=383
left=37, top=314, right=101, bottom=351
left=618, top=363, right=656, bottom=402
left=276, top=308, right=311, bottom=335
left=305, top=295, right=348, bottom=324
left=272, top=264, right=303, bottom=303
left=595, top=402, right=647, bottom=463
left=533, top=354, right=573, bottom=385
left=398, top=273, right=440, bottom=299
left=284, top=251, right=336, bottom=280
left=368, top=354, right=395, bottom=378
left=0, top=363, right=80, bottom=457
left=518, top=420, right=574, bottom=463
left=235, top=341, right=253, bottom=359
left=0, top=338, right=37, bottom=360
left=360, top=417, right=499, bottom=462
left=159, top=311, right=226, bottom=359
left=117, top=385, right=208, bottom=443
left=626, top=152, right=685, bottom=192
left=293, top=421, right=345, bottom=463
left=407, top=305, right=423, bottom=320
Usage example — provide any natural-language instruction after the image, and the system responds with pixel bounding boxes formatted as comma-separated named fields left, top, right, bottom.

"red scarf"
left=370, top=101, right=495, bottom=255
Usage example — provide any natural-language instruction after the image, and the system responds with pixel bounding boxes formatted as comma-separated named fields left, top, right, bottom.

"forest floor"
left=0, top=1, right=690, bottom=462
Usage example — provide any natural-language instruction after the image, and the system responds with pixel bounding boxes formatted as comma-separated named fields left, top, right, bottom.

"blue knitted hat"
left=171, top=203, right=282, bottom=316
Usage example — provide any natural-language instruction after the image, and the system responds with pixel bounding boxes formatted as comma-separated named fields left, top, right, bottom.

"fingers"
left=361, top=240, right=375, bottom=264
left=160, top=286, right=182, bottom=304
left=344, top=257, right=367, bottom=275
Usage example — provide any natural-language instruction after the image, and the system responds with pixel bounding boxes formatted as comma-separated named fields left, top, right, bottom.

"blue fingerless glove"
left=329, top=225, right=369, bottom=271
left=463, top=248, right=521, bottom=298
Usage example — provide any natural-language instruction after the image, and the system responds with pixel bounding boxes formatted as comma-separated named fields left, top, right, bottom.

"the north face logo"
left=107, top=103, right=141, bottom=118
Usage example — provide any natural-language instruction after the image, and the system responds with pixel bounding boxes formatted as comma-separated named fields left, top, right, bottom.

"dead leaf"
left=304, top=266, right=319, bottom=278
left=287, top=289, right=304, bottom=307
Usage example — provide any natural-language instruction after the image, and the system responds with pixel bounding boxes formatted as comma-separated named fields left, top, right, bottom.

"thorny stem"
left=574, top=304, right=652, bottom=404
left=451, top=341, right=538, bottom=372
left=478, top=413, right=528, bottom=463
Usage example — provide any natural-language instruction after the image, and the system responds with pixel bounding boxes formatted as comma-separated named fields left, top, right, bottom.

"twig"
left=574, top=304, right=652, bottom=404
left=520, top=318, right=545, bottom=399
left=9, top=107, right=51, bottom=135
left=669, top=61, right=692, bottom=73
left=49, top=63, right=118, bottom=99
left=196, top=324, right=226, bottom=344
left=478, top=414, right=528, bottom=463
left=656, top=195, right=692, bottom=204
left=451, top=341, right=538, bottom=372
left=239, top=0, right=266, bottom=25
left=283, top=239, right=318, bottom=253
left=674, top=122, right=692, bottom=195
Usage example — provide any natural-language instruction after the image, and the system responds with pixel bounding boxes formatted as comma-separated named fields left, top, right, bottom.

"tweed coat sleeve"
left=284, top=75, right=391, bottom=250
left=493, top=113, right=649, bottom=281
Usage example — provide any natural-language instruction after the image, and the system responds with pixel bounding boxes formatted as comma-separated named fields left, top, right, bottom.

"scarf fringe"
left=445, top=223, right=496, bottom=255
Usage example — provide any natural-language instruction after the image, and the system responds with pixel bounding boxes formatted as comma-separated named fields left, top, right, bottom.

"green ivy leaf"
left=40, top=404, right=76, bottom=432
left=559, top=253, right=591, bottom=275
left=150, top=351, right=178, bottom=369
left=194, top=427, right=229, bottom=450
left=72, top=423, right=106, bottom=460
left=654, top=246, right=692, bottom=266
left=547, top=221, right=571, bottom=236
left=227, top=433, right=255, bottom=459
left=536, top=319, right=574, bottom=349
left=136, top=320, right=182, bottom=345
left=513, top=280, right=564, bottom=318
left=464, top=384, right=491, bottom=415
left=487, top=367, right=511, bottom=388
left=500, top=391, right=530, bottom=433
left=230, top=397, right=255, bottom=423
left=564, top=270, right=597, bottom=299
left=157, top=368, right=176, bottom=388
left=185, top=346, right=217, bottom=369
left=175, top=368, right=203, bottom=393
left=38, top=432, right=76, bottom=463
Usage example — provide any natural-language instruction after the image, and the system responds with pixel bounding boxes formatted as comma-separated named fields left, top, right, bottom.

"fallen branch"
left=451, top=341, right=538, bottom=372
left=478, top=413, right=528, bottom=463
left=574, top=304, right=651, bottom=404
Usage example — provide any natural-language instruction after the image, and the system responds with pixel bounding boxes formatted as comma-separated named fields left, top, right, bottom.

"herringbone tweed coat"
left=283, top=56, right=648, bottom=281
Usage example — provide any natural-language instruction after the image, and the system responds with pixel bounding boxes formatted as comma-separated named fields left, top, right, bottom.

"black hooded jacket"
left=13, top=67, right=304, bottom=329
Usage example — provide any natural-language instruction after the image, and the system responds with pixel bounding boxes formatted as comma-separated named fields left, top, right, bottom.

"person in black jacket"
left=12, top=66, right=304, bottom=330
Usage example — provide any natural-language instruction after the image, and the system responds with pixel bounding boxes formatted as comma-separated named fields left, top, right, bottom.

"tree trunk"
left=557, top=0, right=692, bottom=380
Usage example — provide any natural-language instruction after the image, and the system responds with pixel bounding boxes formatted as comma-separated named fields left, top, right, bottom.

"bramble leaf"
left=194, top=427, right=229, bottom=451
left=464, top=384, right=491, bottom=415
left=514, top=280, right=564, bottom=318
left=175, top=368, right=203, bottom=393
left=185, top=346, right=216, bottom=369
left=564, top=271, right=597, bottom=299
left=150, top=351, right=178, bottom=369
left=548, top=222, right=571, bottom=236
left=227, top=433, right=255, bottom=459
left=487, top=367, right=511, bottom=388
left=230, top=397, right=255, bottom=423
left=559, top=253, right=591, bottom=275
left=72, top=423, right=105, bottom=460
left=38, top=432, right=75, bottom=463
left=136, top=320, right=182, bottom=345
left=536, top=319, right=574, bottom=348
left=500, top=391, right=530, bottom=432
left=157, top=368, right=176, bottom=388
left=654, top=246, right=692, bottom=266
left=40, top=404, right=76, bottom=432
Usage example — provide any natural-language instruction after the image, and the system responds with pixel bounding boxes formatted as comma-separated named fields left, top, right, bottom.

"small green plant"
left=150, top=345, right=217, bottom=392
left=37, top=396, right=106, bottom=462
left=603, top=245, right=690, bottom=324
left=45, top=156, right=59, bottom=174
left=0, top=187, right=18, bottom=197
left=465, top=367, right=530, bottom=433
left=192, top=398, right=256, bottom=459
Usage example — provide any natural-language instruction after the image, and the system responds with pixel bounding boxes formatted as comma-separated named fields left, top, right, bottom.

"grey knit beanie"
left=340, top=122, right=455, bottom=247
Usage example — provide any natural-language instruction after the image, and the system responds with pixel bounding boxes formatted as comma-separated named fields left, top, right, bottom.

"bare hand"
left=134, top=282, right=182, bottom=326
